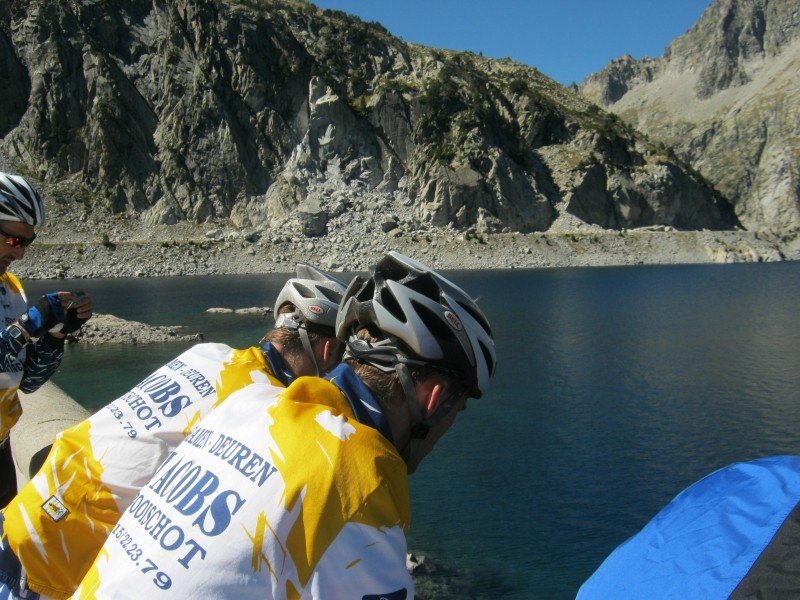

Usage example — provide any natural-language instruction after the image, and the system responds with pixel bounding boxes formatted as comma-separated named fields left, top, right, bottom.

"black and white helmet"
left=274, top=263, right=348, bottom=333
left=0, top=173, right=45, bottom=225
left=336, top=251, right=496, bottom=399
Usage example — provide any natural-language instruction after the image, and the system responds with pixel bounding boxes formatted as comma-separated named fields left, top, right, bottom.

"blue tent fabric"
left=578, top=456, right=800, bottom=599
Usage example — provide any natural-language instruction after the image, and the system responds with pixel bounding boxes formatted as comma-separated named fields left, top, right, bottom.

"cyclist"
left=0, top=172, right=93, bottom=508
left=74, top=251, right=497, bottom=598
left=0, top=264, right=346, bottom=599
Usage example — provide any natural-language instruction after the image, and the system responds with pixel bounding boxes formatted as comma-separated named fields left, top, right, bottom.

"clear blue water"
left=24, top=262, right=800, bottom=599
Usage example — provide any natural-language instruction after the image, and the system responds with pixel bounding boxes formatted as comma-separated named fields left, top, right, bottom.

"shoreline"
left=15, top=228, right=797, bottom=280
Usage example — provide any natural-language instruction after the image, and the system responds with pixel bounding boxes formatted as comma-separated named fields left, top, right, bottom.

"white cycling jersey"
left=74, top=365, right=413, bottom=599
left=1, top=342, right=287, bottom=599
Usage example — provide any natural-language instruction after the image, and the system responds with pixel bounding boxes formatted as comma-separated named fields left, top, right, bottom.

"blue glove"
left=19, top=293, right=66, bottom=337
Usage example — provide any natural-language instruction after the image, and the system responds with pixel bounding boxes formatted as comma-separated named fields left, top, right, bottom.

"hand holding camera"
left=55, top=291, right=94, bottom=335
left=19, top=291, right=94, bottom=338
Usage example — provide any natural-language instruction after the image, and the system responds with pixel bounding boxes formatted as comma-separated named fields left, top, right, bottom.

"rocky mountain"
left=580, top=0, right=800, bottom=249
left=0, top=0, right=741, bottom=257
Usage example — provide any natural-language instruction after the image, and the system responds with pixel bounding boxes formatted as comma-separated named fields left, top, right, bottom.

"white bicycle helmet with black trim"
left=0, top=173, right=45, bottom=225
left=273, top=263, right=348, bottom=376
left=336, top=251, right=496, bottom=400
left=274, top=263, right=348, bottom=332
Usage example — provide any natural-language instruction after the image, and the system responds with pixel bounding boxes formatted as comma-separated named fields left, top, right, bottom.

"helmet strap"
left=396, top=363, right=429, bottom=464
left=277, top=309, right=321, bottom=377
left=298, top=324, right=320, bottom=377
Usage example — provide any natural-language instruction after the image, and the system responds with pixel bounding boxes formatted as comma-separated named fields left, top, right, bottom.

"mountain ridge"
left=4, top=0, right=797, bottom=276
left=579, top=0, right=800, bottom=249
left=1, top=1, right=740, bottom=240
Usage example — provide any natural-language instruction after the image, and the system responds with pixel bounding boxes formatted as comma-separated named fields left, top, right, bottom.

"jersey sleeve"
left=18, top=336, right=64, bottom=393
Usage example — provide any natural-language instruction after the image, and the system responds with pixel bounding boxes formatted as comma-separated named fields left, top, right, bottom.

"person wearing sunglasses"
left=0, top=172, right=94, bottom=509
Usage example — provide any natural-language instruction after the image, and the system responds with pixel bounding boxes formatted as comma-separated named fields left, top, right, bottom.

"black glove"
left=60, top=305, right=91, bottom=335
left=19, top=293, right=65, bottom=337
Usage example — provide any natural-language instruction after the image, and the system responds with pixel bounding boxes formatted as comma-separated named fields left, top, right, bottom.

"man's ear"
left=322, top=339, right=335, bottom=363
left=422, top=383, right=446, bottom=418
left=321, top=338, right=342, bottom=368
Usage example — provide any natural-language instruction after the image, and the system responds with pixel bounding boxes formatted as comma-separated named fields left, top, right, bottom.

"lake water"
left=24, top=261, right=800, bottom=599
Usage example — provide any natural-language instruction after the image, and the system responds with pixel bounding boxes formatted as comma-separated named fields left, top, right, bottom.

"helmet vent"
left=413, top=301, right=458, bottom=347
left=380, top=287, right=407, bottom=323
left=294, top=282, right=315, bottom=298
left=457, top=299, right=493, bottom=337
left=479, top=340, right=496, bottom=376
left=404, top=273, right=441, bottom=300
left=318, top=286, right=343, bottom=303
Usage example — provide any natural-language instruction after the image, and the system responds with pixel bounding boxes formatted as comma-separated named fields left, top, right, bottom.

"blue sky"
left=310, top=0, right=712, bottom=86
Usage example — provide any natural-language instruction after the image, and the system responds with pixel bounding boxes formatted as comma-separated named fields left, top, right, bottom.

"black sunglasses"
left=0, top=226, right=36, bottom=248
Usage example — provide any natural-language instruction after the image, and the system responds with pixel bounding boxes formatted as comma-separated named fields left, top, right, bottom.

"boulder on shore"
left=67, top=313, right=203, bottom=345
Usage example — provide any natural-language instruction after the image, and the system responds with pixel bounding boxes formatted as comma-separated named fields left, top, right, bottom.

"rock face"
left=580, top=0, right=800, bottom=248
left=1, top=0, right=739, bottom=249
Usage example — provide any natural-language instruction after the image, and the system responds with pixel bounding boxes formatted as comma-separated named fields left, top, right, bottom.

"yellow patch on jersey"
left=179, top=346, right=284, bottom=438
left=71, top=547, right=108, bottom=600
left=264, top=376, right=410, bottom=591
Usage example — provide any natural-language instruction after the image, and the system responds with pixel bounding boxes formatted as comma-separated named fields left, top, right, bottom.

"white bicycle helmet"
left=0, top=173, right=45, bottom=225
left=336, top=251, right=496, bottom=400
left=273, top=263, right=348, bottom=376
left=274, top=263, right=348, bottom=332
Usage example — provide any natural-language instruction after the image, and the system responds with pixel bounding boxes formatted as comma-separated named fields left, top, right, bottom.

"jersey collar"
left=260, top=341, right=294, bottom=387
left=325, top=363, right=394, bottom=444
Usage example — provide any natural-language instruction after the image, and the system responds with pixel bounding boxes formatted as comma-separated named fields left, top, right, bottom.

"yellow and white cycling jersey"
left=1, top=342, right=288, bottom=599
left=0, top=272, right=30, bottom=441
left=74, top=365, right=413, bottom=599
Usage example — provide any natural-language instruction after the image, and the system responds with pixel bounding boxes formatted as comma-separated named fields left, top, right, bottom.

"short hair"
left=261, top=303, right=336, bottom=364
left=344, top=327, right=459, bottom=410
